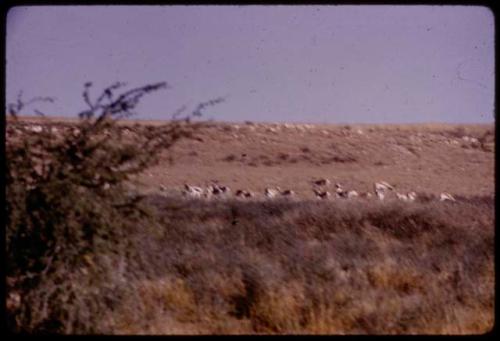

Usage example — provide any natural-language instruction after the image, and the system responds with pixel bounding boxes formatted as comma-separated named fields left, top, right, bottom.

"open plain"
left=12, top=116, right=495, bottom=199
left=123, top=120, right=494, bottom=199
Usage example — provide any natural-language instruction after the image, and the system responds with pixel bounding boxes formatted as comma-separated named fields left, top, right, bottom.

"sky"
left=6, top=5, right=495, bottom=124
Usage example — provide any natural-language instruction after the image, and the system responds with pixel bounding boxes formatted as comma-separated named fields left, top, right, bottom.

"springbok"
left=313, top=189, right=330, bottom=200
left=265, top=187, right=280, bottom=198
left=374, top=181, right=394, bottom=192
left=208, top=184, right=231, bottom=197
left=396, top=192, right=408, bottom=201
left=183, top=184, right=204, bottom=198
left=396, top=192, right=417, bottom=202
left=204, top=186, right=214, bottom=199
left=334, top=183, right=357, bottom=199
left=313, top=178, right=330, bottom=186
left=235, top=189, right=254, bottom=198
left=332, top=182, right=358, bottom=199
left=374, top=181, right=394, bottom=200
left=336, top=189, right=359, bottom=199
left=334, top=183, right=345, bottom=197
left=359, top=192, right=373, bottom=199
left=439, top=192, right=456, bottom=202
left=219, top=185, right=231, bottom=194
left=346, top=190, right=359, bottom=199
left=334, top=183, right=344, bottom=194
left=281, top=189, right=296, bottom=197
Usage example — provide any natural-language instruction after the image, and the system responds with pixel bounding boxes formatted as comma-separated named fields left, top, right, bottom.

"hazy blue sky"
left=6, top=5, right=495, bottom=124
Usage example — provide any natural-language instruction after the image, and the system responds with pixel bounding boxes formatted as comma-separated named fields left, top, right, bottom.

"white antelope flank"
left=439, top=192, right=456, bottom=202
left=183, top=184, right=204, bottom=198
left=374, top=181, right=394, bottom=200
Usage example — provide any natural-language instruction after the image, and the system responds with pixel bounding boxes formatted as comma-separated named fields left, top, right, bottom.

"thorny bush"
left=5, top=82, right=223, bottom=333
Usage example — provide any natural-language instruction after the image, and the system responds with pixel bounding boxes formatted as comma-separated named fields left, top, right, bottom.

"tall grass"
left=109, top=195, right=493, bottom=334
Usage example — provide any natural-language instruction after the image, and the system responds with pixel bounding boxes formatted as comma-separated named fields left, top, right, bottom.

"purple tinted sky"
left=6, top=5, right=495, bottom=124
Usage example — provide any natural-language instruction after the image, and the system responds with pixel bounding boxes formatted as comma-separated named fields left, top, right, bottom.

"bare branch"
left=94, top=82, right=127, bottom=108
left=26, top=97, right=56, bottom=106
left=83, top=82, right=94, bottom=110
left=192, top=96, right=226, bottom=117
left=7, top=91, right=56, bottom=117
left=171, top=105, right=188, bottom=120
left=34, top=109, right=46, bottom=117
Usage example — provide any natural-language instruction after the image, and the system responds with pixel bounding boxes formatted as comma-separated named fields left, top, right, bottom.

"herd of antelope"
left=8, top=123, right=464, bottom=204
left=176, top=179, right=456, bottom=203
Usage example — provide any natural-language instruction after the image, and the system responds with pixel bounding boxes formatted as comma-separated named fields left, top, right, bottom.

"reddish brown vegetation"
left=6, top=115, right=494, bottom=334
left=111, top=195, right=493, bottom=334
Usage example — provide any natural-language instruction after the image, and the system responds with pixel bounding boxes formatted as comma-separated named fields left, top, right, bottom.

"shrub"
left=447, top=126, right=468, bottom=139
left=5, top=82, right=223, bottom=333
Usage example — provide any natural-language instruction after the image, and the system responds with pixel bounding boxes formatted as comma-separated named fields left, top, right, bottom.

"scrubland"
left=6, top=117, right=494, bottom=334
left=9, top=194, right=493, bottom=334
left=103, top=195, right=494, bottom=334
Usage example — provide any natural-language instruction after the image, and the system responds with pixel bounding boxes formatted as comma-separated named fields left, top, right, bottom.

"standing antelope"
left=374, top=181, right=394, bottom=200
left=439, top=192, right=456, bottom=202
left=235, top=189, right=254, bottom=198
left=281, top=189, right=296, bottom=197
left=265, top=187, right=280, bottom=198
left=183, top=184, right=204, bottom=198
left=396, top=192, right=417, bottom=202
left=313, top=188, right=330, bottom=200
left=312, top=178, right=330, bottom=186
